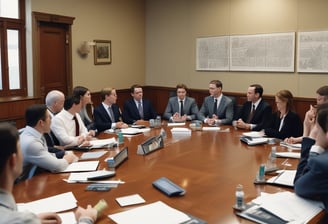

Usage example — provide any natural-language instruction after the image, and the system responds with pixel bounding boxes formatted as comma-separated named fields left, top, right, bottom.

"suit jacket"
left=294, top=140, right=328, bottom=211
left=163, top=96, right=199, bottom=120
left=264, top=111, right=303, bottom=140
left=294, top=137, right=315, bottom=183
left=122, top=98, right=157, bottom=124
left=197, top=95, right=233, bottom=125
left=237, top=100, right=272, bottom=131
left=94, top=103, right=122, bottom=132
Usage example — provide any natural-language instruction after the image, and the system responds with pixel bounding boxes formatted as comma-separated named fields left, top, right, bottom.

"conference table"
left=13, top=121, right=325, bottom=223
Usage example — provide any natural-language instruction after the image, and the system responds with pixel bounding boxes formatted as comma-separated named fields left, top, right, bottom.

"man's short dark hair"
left=0, top=123, right=19, bottom=172
left=316, top=102, right=328, bottom=133
left=64, top=95, right=81, bottom=110
left=250, top=84, right=263, bottom=97
left=130, top=84, right=142, bottom=93
left=316, top=86, right=328, bottom=100
left=25, top=104, right=47, bottom=127
left=176, top=83, right=188, bottom=91
left=73, top=86, right=89, bottom=98
left=209, top=80, right=222, bottom=88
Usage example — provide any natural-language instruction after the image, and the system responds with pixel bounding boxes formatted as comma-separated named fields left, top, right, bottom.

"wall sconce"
left=78, top=41, right=96, bottom=57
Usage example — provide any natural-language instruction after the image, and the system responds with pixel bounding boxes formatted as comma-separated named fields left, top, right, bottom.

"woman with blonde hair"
left=264, top=90, right=303, bottom=139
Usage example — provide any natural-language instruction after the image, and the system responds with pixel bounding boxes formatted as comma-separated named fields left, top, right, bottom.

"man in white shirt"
left=51, top=95, right=95, bottom=147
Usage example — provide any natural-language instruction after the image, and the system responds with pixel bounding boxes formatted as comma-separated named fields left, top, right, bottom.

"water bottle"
left=235, top=184, right=245, bottom=210
left=270, top=146, right=277, bottom=165
left=155, top=115, right=161, bottom=128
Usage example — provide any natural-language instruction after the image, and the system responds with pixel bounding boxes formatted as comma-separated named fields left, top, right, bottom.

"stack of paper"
left=170, top=127, right=191, bottom=135
left=61, top=161, right=99, bottom=173
left=109, top=201, right=192, bottom=224
left=89, top=137, right=117, bottom=148
left=275, top=152, right=301, bottom=159
left=266, top=170, right=296, bottom=187
left=280, top=142, right=302, bottom=150
left=17, top=192, right=77, bottom=214
left=238, top=191, right=324, bottom=224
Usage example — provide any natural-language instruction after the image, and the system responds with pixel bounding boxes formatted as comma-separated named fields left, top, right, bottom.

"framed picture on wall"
left=94, top=40, right=111, bottom=65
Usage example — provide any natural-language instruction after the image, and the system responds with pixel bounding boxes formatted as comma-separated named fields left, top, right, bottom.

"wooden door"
left=39, top=22, right=68, bottom=97
left=32, top=12, right=74, bottom=100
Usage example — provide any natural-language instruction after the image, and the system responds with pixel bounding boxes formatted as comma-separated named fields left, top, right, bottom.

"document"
left=170, top=127, right=192, bottom=135
left=17, top=192, right=77, bottom=214
left=240, top=136, right=268, bottom=146
left=280, top=141, right=301, bottom=150
left=80, top=151, right=107, bottom=160
left=275, top=152, right=300, bottom=159
left=238, top=191, right=324, bottom=224
left=61, top=161, right=99, bottom=172
left=108, top=201, right=191, bottom=224
left=167, top=122, right=186, bottom=126
left=202, top=127, right=221, bottom=131
left=89, top=137, right=117, bottom=148
left=67, top=170, right=116, bottom=182
left=266, top=170, right=296, bottom=187
left=120, top=127, right=150, bottom=135
left=58, top=212, right=77, bottom=224
left=242, top=131, right=265, bottom=138
left=115, top=194, right=146, bottom=207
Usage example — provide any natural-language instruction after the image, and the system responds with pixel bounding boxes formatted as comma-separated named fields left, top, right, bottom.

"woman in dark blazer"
left=264, top=90, right=303, bottom=140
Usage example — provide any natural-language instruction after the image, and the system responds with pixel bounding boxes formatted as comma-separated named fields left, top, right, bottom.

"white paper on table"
left=58, top=211, right=77, bottom=224
left=275, top=152, right=301, bottom=159
left=115, top=194, right=146, bottom=207
left=167, top=122, right=186, bottom=127
left=202, top=127, right=220, bottom=131
left=242, top=131, right=265, bottom=138
left=61, top=161, right=99, bottom=173
left=17, top=192, right=77, bottom=214
left=108, top=201, right=191, bottom=224
left=256, top=191, right=324, bottom=223
left=80, top=151, right=107, bottom=160
left=89, top=137, right=117, bottom=148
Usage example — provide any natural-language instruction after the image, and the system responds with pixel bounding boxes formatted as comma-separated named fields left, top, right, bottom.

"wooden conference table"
left=13, top=121, right=324, bottom=223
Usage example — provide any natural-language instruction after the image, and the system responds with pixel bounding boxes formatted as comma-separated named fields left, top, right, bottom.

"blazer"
left=94, top=103, right=122, bottom=132
left=197, top=95, right=233, bottom=125
left=163, top=96, right=199, bottom=120
left=237, top=100, right=272, bottom=131
left=264, top=111, right=303, bottom=140
left=122, top=98, right=157, bottom=124
left=294, top=140, right=328, bottom=211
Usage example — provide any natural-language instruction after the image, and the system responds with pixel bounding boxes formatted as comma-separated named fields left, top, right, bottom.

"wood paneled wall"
left=0, top=97, right=41, bottom=129
left=91, top=86, right=316, bottom=122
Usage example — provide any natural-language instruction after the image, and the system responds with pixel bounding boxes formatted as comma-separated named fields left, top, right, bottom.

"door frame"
left=32, top=11, right=75, bottom=97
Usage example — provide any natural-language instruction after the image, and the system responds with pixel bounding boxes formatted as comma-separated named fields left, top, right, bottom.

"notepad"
left=80, top=151, right=107, bottom=160
left=116, top=194, right=146, bottom=207
left=17, top=192, right=77, bottom=214
left=61, top=161, right=99, bottom=172
left=266, top=170, right=296, bottom=187
left=275, top=152, right=300, bottom=159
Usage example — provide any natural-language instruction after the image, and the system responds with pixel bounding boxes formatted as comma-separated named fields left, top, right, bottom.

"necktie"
left=138, top=101, right=144, bottom=119
left=213, top=99, right=218, bottom=116
left=73, top=116, right=80, bottom=136
left=180, top=100, right=184, bottom=116
left=247, top=104, right=255, bottom=123
left=108, top=106, right=115, bottom=122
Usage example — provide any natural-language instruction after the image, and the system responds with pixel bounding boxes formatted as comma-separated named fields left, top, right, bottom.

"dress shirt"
left=102, top=102, right=117, bottom=129
left=0, top=189, right=40, bottom=224
left=51, top=110, right=89, bottom=146
left=20, top=126, right=69, bottom=174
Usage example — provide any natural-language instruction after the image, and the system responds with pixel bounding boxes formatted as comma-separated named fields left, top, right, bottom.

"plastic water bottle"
left=235, top=184, right=245, bottom=210
left=155, top=116, right=161, bottom=128
left=270, top=146, right=277, bottom=165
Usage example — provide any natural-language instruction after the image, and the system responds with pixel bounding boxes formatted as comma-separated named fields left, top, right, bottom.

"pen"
left=281, top=158, right=289, bottom=166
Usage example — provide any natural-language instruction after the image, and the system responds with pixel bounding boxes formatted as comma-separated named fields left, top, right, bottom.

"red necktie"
left=73, top=116, right=80, bottom=136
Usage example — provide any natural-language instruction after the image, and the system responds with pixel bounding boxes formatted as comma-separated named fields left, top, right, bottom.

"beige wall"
left=27, top=0, right=328, bottom=97
left=145, top=0, right=328, bottom=97
left=28, top=0, right=145, bottom=93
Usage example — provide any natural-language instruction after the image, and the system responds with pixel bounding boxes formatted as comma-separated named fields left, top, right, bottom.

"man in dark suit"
left=163, top=83, right=199, bottom=122
left=294, top=102, right=328, bottom=211
left=198, top=80, right=234, bottom=125
left=122, top=84, right=157, bottom=124
left=233, top=84, right=272, bottom=131
left=93, top=87, right=128, bottom=132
